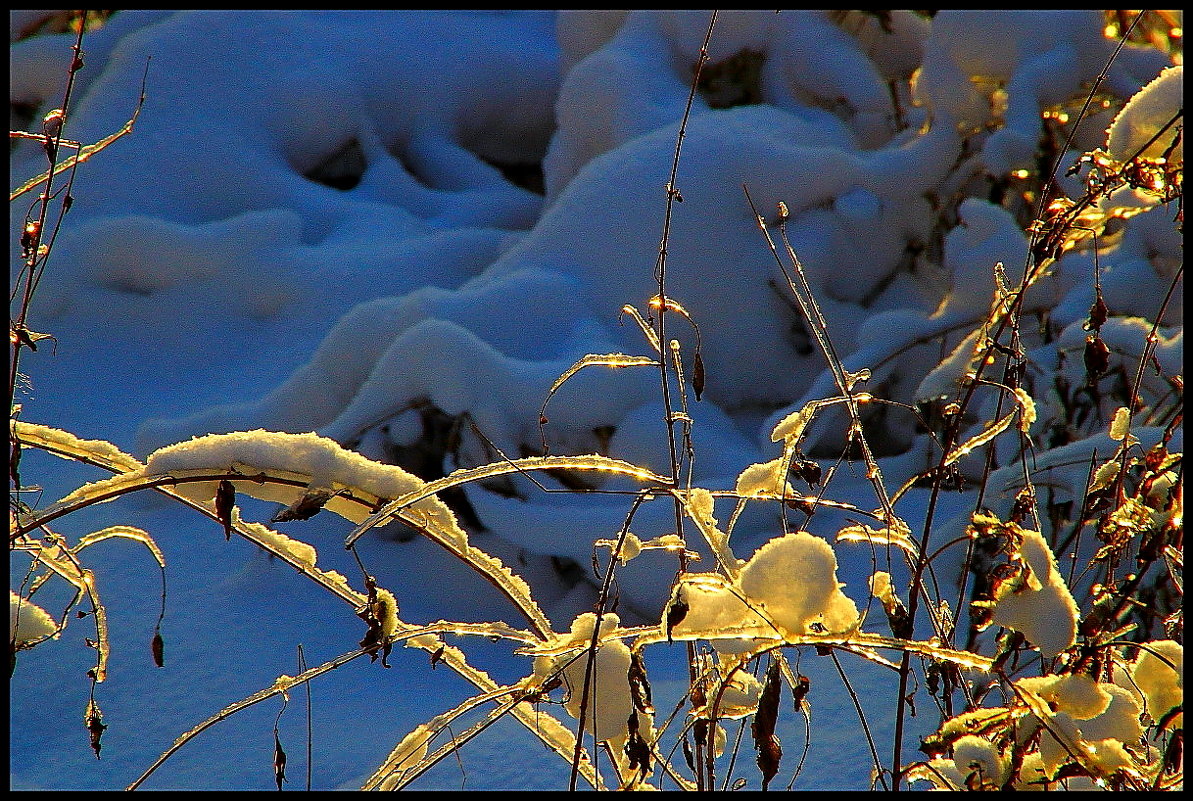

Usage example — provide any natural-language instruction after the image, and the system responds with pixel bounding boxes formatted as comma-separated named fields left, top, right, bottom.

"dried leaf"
left=151, top=630, right=164, bottom=668
left=942, top=410, right=1017, bottom=469
left=790, top=674, right=810, bottom=712
left=620, top=304, right=661, bottom=353
left=1084, top=335, right=1110, bottom=379
left=85, top=699, right=107, bottom=759
left=11, top=87, right=145, bottom=203
left=752, top=659, right=783, bottom=790
left=693, top=350, right=706, bottom=401
left=12, top=325, right=54, bottom=352
left=624, top=711, right=651, bottom=774
left=272, top=488, right=334, bottom=522
left=665, top=591, right=690, bottom=644
left=628, top=649, right=654, bottom=714
left=215, top=479, right=235, bottom=540
left=273, top=729, right=287, bottom=790
left=9, top=437, right=20, bottom=489
left=545, top=353, right=658, bottom=404
left=790, top=458, right=821, bottom=490
left=682, top=732, right=696, bottom=773
left=1085, top=293, right=1109, bottom=331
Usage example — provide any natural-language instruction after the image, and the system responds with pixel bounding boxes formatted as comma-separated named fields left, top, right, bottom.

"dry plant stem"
left=1114, top=263, right=1184, bottom=500
left=568, top=493, right=648, bottom=789
left=12, top=429, right=605, bottom=786
left=297, top=645, right=312, bottom=791
left=131, top=622, right=590, bottom=789
left=373, top=685, right=525, bottom=790
left=774, top=223, right=902, bottom=540
left=746, top=191, right=949, bottom=615
left=830, top=649, right=888, bottom=790
left=653, top=9, right=717, bottom=507
left=653, top=18, right=716, bottom=787
left=569, top=9, right=718, bottom=793
left=11, top=24, right=149, bottom=421
left=344, top=454, right=672, bottom=551
left=9, top=17, right=86, bottom=420
left=128, top=647, right=373, bottom=790
left=9, top=65, right=148, bottom=205
left=889, top=14, right=1149, bottom=790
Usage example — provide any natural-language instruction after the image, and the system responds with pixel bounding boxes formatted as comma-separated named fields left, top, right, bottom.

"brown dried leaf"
left=215, top=479, right=235, bottom=540
left=628, top=649, right=654, bottom=714
left=752, top=659, right=782, bottom=790
left=1084, top=335, right=1110, bottom=379
left=1085, top=292, right=1108, bottom=331
left=790, top=674, right=810, bottom=712
left=665, top=592, right=689, bottom=644
left=624, top=711, right=652, bottom=775
left=273, top=729, right=287, bottom=790
left=272, top=489, right=334, bottom=523
left=85, top=699, right=107, bottom=759
left=151, top=630, right=164, bottom=668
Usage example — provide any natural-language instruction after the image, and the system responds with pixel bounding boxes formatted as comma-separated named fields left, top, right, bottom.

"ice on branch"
left=143, top=430, right=468, bottom=548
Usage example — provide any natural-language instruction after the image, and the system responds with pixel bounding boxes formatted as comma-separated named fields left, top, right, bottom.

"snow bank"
left=12, top=9, right=1181, bottom=622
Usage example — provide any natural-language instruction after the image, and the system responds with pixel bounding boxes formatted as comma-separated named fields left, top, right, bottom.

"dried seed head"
left=42, top=108, right=66, bottom=139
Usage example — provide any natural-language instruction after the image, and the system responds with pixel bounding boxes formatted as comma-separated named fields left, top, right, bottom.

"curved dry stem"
left=13, top=424, right=608, bottom=788
left=128, top=647, right=372, bottom=790
left=345, top=453, right=674, bottom=548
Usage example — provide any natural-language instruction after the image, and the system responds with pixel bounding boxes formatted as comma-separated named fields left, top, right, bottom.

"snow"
left=1129, top=640, right=1183, bottom=728
left=986, top=527, right=1079, bottom=659
left=532, top=612, right=636, bottom=742
left=666, top=528, right=859, bottom=657
left=1106, top=65, right=1183, bottom=161
left=10, top=590, right=58, bottom=647
left=10, top=9, right=1182, bottom=791
left=1016, top=674, right=1145, bottom=780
